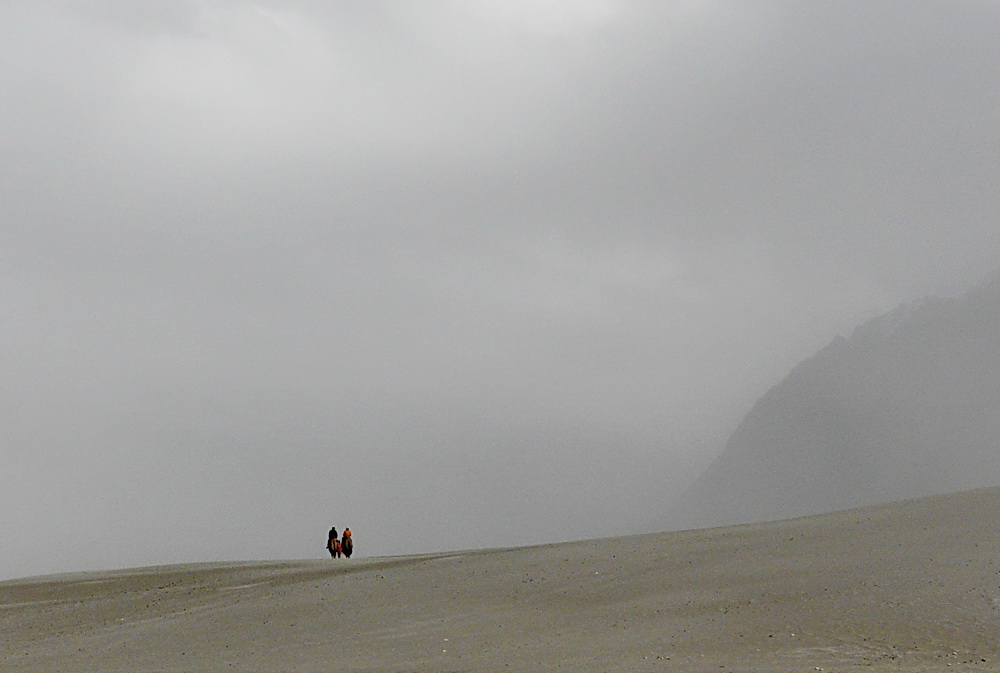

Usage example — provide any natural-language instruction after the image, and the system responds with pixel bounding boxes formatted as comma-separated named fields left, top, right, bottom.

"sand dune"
left=4, top=488, right=1000, bottom=672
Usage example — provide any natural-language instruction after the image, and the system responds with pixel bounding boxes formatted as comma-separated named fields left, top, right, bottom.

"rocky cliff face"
left=676, top=273, right=1000, bottom=528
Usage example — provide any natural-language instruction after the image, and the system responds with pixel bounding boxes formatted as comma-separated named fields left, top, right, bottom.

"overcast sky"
left=3, top=0, right=1000, bottom=580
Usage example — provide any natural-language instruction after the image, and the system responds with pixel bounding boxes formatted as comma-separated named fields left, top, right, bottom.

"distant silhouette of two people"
left=326, top=526, right=353, bottom=559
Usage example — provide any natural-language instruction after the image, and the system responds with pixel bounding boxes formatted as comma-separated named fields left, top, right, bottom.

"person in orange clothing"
left=341, top=528, right=353, bottom=558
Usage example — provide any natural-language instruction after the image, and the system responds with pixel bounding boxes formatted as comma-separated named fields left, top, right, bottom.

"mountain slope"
left=676, top=273, right=1000, bottom=528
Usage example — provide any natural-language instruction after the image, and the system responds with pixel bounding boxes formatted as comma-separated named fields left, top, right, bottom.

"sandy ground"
left=4, top=488, right=1000, bottom=672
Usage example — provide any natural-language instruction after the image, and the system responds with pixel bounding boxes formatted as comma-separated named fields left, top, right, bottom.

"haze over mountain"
left=675, top=272, right=1000, bottom=529
left=6, top=1, right=1000, bottom=581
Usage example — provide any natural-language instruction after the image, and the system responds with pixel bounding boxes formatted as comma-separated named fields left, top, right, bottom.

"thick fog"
left=3, top=1, right=1000, bottom=580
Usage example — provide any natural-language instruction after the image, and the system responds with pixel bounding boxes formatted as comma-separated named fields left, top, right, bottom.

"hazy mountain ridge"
left=676, top=272, right=1000, bottom=528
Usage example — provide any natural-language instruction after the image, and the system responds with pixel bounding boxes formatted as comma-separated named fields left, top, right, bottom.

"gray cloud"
left=3, top=0, right=1000, bottom=579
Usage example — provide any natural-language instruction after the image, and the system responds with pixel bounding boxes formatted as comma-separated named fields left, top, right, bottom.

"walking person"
left=341, top=528, right=353, bottom=558
left=326, top=527, right=339, bottom=559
